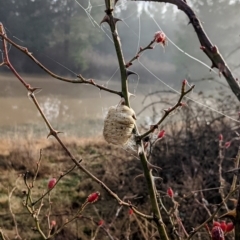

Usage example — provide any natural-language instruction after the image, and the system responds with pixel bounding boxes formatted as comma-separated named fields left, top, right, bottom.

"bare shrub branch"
left=131, top=0, right=240, bottom=101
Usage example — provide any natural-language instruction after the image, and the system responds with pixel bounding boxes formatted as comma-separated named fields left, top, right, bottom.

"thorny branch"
left=0, top=22, right=154, bottom=239
left=1, top=0, right=239, bottom=238
left=187, top=187, right=239, bottom=240
left=103, top=1, right=176, bottom=239
left=131, top=0, right=240, bottom=102
left=187, top=145, right=240, bottom=239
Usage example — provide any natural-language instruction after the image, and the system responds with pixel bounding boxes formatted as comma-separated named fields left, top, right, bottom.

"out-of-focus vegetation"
left=1, top=1, right=240, bottom=239
left=0, top=0, right=103, bottom=75
left=0, top=92, right=239, bottom=239
left=0, top=0, right=239, bottom=82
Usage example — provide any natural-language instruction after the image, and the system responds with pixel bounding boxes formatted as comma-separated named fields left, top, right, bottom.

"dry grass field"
left=0, top=73, right=239, bottom=239
left=0, top=136, right=147, bottom=239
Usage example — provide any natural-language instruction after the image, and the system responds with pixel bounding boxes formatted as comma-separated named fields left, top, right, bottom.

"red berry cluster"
left=211, top=221, right=234, bottom=240
left=213, top=221, right=234, bottom=233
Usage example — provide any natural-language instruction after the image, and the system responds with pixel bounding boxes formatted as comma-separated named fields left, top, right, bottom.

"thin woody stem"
left=32, top=164, right=78, bottom=206
left=8, top=178, right=22, bottom=240
left=126, top=39, right=155, bottom=68
left=104, top=2, right=169, bottom=239
left=0, top=26, right=122, bottom=97
left=0, top=23, right=154, bottom=233
left=31, top=77, right=153, bottom=219
left=131, top=0, right=240, bottom=101
left=140, top=83, right=195, bottom=140
left=187, top=187, right=238, bottom=239
left=103, top=5, right=130, bottom=106
left=230, top=146, right=240, bottom=192
left=0, top=230, right=7, bottom=240
left=218, top=139, right=228, bottom=210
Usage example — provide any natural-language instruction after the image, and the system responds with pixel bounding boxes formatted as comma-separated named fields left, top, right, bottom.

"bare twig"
left=131, top=0, right=240, bottom=101
left=133, top=214, right=149, bottom=240
left=49, top=201, right=90, bottom=239
left=187, top=187, right=238, bottom=240
left=139, top=81, right=195, bottom=140
left=8, top=177, right=22, bottom=239
left=0, top=22, right=153, bottom=225
left=194, top=197, right=211, bottom=218
left=0, top=29, right=122, bottom=97
left=235, top=186, right=240, bottom=240
left=32, top=163, right=78, bottom=206
left=230, top=146, right=240, bottom=192
left=80, top=215, right=115, bottom=240
left=46, top=194, right=52, bottom=238
left=0, top=230, right=7, bottom=240
left=218, top=138, right=228, bottom=210
left=103, top=2, right=169, bottom=239
left=137, top=100, right=172, bottom=116
left=142, top=90, right=176, bottom=105
left=125, top=39, right=155, bottom=68
left=156, top=195, right=182, bottom=240
left=32, top=149, right=43, bottom=187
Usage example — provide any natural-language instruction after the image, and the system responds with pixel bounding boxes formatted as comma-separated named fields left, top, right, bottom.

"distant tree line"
left=0, top=0, right=103, bottom=75
left=0, top=0, right=239, bottom=79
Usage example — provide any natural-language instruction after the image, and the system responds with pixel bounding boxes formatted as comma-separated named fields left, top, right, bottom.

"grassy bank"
left=0, top=136, right=149, bottom=240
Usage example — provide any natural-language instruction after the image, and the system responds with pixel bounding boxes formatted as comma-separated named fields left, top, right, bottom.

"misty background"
left=0, top=0, right=240, bottom=137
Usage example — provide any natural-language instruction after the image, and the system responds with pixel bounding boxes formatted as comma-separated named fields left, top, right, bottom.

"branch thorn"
left=126, top=69, right=138, bottom=77
left=100, top=15, right=110, bottom=25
